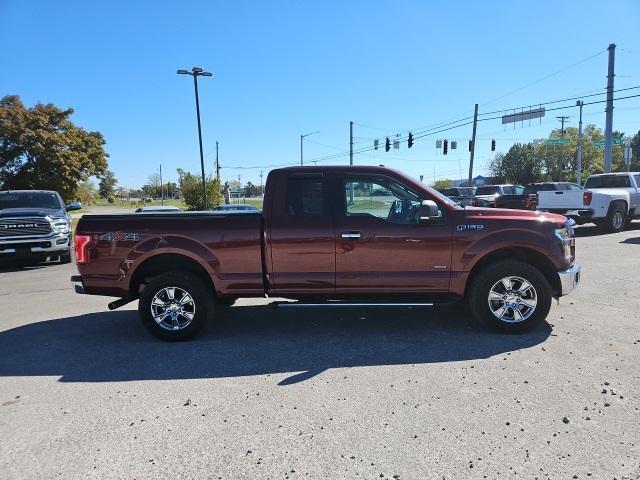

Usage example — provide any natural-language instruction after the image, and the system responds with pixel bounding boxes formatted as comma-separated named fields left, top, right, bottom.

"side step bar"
left=272, top=301, right=452, bottom=308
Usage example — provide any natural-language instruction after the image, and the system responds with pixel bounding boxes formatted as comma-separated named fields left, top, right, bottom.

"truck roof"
left=0, top=189, right=60, bottom=194
left=588, top=172, right=640, bottom=177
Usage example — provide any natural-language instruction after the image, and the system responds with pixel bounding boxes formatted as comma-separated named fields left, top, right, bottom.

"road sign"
left=593, top=139, right=622, bottom=146
left=625, top=147, right=632, bottom=160
left=545, top=138, right=570, bottom=145
left=502, top=107, right=545, bottom=125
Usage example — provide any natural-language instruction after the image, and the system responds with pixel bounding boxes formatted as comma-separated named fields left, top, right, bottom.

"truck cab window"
left=285, top=178, right=326, bottom=217
left=344, top=178, right=422, bottom=224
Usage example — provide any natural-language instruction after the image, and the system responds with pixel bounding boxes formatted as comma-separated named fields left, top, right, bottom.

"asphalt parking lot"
left=1, top=224, right=639, bottom=479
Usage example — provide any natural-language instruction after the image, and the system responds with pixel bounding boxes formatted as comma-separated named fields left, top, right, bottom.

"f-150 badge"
left=456, top=224, right=485, bottom=232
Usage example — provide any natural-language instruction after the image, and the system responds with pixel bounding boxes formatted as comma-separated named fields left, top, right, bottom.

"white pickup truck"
left=537, top=172, right=640, bottom=233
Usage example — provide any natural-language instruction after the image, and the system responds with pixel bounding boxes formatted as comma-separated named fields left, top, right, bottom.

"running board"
left=272, top=301, right=451, bottom=308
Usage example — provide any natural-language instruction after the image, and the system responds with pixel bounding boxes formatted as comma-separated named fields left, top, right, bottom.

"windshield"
left=476, top=186, right=501, bottom=195
left=584, top=175, right=631, bottom=189
left=0, top=192, right=62, bottom=210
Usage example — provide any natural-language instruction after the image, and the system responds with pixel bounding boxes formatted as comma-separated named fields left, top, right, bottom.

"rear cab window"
left=285, top=177, right=328, bottom=217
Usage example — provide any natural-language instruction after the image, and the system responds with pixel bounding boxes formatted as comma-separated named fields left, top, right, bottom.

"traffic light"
left=468, top=140, right=473, bottom=152
left=385, top=137, right=391, bottom=152
left=408, top=132, right=414, bottom=148
left=491, top=139, right=496, bottom=151
left=443, top=139, right=448, bottom=155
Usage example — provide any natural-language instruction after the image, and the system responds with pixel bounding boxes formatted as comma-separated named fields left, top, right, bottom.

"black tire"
left=599, top=202, right=627, bottom=233
left=138, top=271, right=214, bottom=341
left=468, top=260, right=552, bottom=333
left=59, top=252, right=72, bottom=264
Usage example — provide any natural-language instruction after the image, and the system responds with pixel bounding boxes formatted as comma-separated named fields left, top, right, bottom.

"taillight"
left=583, top=191, right=592, bottom=206
left=74, top=235, right=92, bottom=264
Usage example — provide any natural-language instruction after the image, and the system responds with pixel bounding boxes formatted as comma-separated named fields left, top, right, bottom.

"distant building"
left=452, top=175, right=496, bottom=187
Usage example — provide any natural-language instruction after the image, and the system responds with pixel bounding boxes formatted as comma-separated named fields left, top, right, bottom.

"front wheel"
left=138, top=271, right=213, bottom=341
left=468, top=260, right=552, bottom=333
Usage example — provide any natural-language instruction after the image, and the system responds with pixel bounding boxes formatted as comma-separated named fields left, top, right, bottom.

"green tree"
left=181, top=172, right=223, bottom=210
left=98, top=169, right=118, bottom=199
left=630, top=130, right=640, bottom=171
left=432, top=179, right=453, bottom=191
left=76, top=179, right=98, bottom=205
left=490, top=143, right=542, bottom=185
left=244, top=181, right=262, bottom=197
left=0, top=95, right=108, bottom=200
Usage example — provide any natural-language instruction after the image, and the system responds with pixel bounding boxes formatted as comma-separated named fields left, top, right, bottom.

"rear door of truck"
left=265, top=172, right=335, bottom=295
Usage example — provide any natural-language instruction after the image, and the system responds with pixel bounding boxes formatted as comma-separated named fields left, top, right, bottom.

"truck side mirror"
left=419, top=200, right=441, bottom=223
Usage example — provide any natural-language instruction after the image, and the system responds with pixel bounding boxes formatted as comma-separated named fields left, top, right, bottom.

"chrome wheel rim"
left=150, top=287, right=196, bottom=331
left=488, top=276, right=537, bottom=323
left=612, top=212, right=624, bottom=230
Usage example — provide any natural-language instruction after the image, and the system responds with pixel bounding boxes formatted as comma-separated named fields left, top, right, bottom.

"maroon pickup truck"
left=72, top=166, right=581, bottom=340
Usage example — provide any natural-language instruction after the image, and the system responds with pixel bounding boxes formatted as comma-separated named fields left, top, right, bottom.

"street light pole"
left=300, top=131, right=319, bottom=166
left=576, top=101, right=584, bottom=185
left=177, top=66, right=213, bottom=209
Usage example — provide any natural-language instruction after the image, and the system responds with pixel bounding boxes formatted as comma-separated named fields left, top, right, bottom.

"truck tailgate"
left=537, top=190, right=584, bottom=209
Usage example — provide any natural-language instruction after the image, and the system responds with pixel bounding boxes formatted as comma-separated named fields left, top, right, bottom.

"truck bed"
left=75, top=211, right=265, bottom=298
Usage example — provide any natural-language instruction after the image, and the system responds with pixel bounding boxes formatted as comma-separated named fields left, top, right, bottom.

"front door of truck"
left=268, top=172, right=335, bottom=295
left=334, top=173, right=452, bottom=293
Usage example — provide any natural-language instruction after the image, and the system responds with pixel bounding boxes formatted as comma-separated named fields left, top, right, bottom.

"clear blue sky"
left=2, top=0, right=639, bottom=188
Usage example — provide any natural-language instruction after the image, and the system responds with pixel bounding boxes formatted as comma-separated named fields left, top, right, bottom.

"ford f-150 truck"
left=0, top=190, right=74, bottom=264
left=72, top=166, right=581, bottom=340
left=537, top=172, right=640, bottom=232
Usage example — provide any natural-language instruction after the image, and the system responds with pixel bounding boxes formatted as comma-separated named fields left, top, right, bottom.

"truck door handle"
left=555, top=191, right=563, bottom=194
left=341, top=231, right=362, bottom=239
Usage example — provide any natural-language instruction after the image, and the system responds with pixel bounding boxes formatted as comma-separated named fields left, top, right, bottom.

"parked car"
left=212, top=204, right=260, bottom=211
left=66, top=200, right=83, bottom=211
left=72, top=165, right=580, bottom=341
left=0, top=190, right=72, bottom=264
left=442, top=187, right=476, bottom=206
left=134, top=206, right=182, bottom=213
left=537, top=172, right=640, bottom=232
left=495, top=182, right=583, bottom=210
left=472, top=184, right=524, bottom=207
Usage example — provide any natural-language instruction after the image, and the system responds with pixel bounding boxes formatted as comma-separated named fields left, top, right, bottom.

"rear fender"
left=124, top=235, right=219, bottom=290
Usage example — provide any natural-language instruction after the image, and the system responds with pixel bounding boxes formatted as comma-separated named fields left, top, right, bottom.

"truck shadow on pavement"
left=0, top=305, right=552, bottom=385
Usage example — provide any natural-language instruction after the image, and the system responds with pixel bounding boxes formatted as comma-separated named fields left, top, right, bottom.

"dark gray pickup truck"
left=0, top=190, right=74, bottom=264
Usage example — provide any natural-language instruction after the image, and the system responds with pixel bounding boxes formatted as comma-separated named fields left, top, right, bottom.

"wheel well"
left=608, top=199, right=628, bottom=213
left=466, top=247, right=561, bottom=296
left=129, top=254, right=216, bottom=298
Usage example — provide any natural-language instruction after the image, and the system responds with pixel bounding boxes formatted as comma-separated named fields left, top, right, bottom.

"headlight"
left=51, top=219, right=70, bottom=234
left=554, top=227, right=571, bottom=242
left=555, top=220, right=575, bottom=261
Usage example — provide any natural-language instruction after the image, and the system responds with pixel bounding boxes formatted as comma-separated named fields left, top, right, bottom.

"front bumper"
left=557, top=263, right=581, bottom=296
left=0, top=233, right=70, bottom=259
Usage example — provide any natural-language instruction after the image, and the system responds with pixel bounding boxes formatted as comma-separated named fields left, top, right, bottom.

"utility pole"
left=177, top=66, right=213, bottom=209
left=604, top=43, right=616, bottom=173
left=349, top=121, right=354, bottom=165
left=556, top=115, right=569, bottom=180
left=557, top=116, right=570, bottom=180
left=576, top=101, right=584, bottom=185
left=215, top=141, right=220, bottom=182
left=159, top=164, right=163, bottom=206
left=467, top=103, right=478, bottom=187
left=259, top=171, right=264, bottom=196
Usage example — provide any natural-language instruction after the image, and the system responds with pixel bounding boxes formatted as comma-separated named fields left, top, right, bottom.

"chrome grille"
left=0, top=217, right=52, bottom=238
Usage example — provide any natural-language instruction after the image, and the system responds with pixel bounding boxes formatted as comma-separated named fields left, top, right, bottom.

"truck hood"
left=0, top=207, right=66, bottom=219
left=464, top=206, right=566, bottom=223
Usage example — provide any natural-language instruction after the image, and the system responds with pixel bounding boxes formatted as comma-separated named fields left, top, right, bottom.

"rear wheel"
left=599, top=202, right=627, bottom=233
left=138, top=271, right=213, bottom=341
left=468, top=260, right=551, bottom=333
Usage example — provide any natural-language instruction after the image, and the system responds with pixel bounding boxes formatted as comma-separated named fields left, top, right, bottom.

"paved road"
left=0, top=225, right=639, bottom=479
